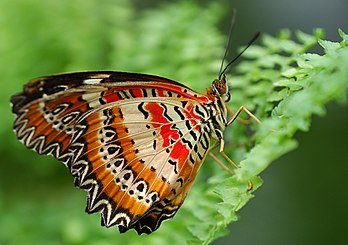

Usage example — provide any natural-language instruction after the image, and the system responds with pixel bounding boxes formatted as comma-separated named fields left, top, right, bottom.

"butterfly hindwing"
left=11, top=71, right=213, bottom=234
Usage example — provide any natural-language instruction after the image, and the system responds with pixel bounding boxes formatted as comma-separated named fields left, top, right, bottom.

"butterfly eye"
left=212, top=76, right=229, bottom=98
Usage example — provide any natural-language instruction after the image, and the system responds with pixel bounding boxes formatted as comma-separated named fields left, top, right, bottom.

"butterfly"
left=11, top=70, right=260, bottom=234
left=11, top=35, right=260, bottom=235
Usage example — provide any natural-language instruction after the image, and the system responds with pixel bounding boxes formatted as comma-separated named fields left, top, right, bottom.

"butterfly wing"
left=11, top=71, right=213, bottom=234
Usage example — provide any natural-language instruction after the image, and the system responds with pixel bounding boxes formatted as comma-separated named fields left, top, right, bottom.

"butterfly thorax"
left=204, top=75, right=229, bottom=142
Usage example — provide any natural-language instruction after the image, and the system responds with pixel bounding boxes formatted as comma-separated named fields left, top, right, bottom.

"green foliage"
left=0, top=0, right=347, bottom=245
left=188, top=28, right=348, bottom=244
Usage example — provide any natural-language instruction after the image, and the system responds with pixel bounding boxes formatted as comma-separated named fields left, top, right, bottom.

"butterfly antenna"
left=219, top=32, right=260, bottom=79
left=218, top=9, right=237, bottom=78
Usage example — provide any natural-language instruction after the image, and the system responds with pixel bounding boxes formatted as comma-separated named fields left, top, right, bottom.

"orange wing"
left=11, top=71, right=213, bottom=234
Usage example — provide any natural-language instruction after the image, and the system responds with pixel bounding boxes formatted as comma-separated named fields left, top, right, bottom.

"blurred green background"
left=1, top=0, right=347, bottom=244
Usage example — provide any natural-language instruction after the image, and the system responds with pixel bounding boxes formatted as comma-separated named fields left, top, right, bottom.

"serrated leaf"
left=319, top=39, right=341, bottom=51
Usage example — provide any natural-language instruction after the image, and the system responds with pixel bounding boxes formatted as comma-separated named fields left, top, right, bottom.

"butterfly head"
left=211, top=74, right=231, bottom=102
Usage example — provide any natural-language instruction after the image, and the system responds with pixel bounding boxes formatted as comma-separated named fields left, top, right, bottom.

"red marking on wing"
left=129, top=88, right=143, bottom=98
left=145, top=102, right=191, bottom=168
left=103, top=90, right=121, bottom=103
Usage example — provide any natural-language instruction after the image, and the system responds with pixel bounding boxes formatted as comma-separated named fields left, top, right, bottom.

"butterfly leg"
left=208, top=150, right=253, bottom=191
left=226, top=105, right=261, bottom=126
left=209, top=105, right=260, bottom=191
left=220, top=150, right=253, bottom=191
left=226, top=106, right=260, bottom=191
left=226, top=105, right=251, bottom=124
left=208, top=152, right=235, bottom=176
left=208, top=142, right=239, bottom=172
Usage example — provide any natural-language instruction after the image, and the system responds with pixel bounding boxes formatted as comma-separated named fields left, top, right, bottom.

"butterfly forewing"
left=11, top=71, right=215, bottom=234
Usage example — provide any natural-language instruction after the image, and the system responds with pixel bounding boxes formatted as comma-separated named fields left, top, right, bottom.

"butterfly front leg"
left=226, top=105, right=262, bottom=126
